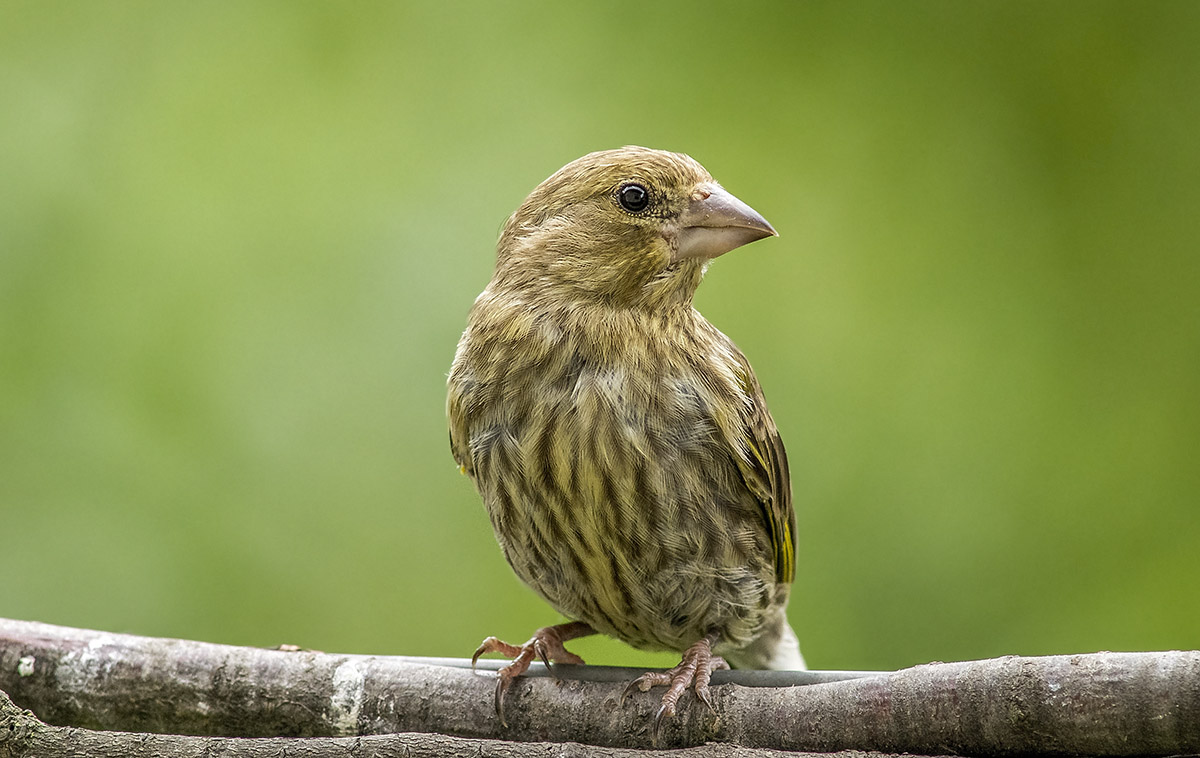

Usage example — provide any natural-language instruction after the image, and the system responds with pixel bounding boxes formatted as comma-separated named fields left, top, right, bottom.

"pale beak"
left=673, top=182, right=777, bottom=260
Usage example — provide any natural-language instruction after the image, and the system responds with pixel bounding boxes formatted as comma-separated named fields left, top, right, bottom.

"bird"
left=447, top=146, right=803, bottom=728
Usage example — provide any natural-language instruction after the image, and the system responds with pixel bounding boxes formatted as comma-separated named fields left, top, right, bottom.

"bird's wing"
left=731, top=360, right=796, bottom=585
left=446, top=376, right=474, bottom=477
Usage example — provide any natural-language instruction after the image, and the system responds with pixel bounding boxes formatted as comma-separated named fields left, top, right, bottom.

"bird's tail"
left=722, top=607, right=806, bottom=670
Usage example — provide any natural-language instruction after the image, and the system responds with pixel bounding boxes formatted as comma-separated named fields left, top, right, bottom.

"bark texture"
left=0, top=692, right=925, bottom=758
left=2, top=618, right=1199, bottom=756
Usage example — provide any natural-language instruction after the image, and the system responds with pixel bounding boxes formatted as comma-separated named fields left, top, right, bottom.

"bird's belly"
left=473, top=376, right=778, bottom=652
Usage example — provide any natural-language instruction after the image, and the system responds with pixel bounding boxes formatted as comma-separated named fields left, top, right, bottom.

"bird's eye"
left=617, top=183, right=650, bottom=213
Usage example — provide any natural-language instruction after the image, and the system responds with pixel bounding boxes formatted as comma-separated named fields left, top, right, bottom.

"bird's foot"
left=621, top=634, right=728, bottom=738
left=471, top=621, right=593, bottom=725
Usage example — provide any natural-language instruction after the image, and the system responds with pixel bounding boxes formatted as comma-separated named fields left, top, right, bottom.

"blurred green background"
left=2, top=2, right=1198, bottom=673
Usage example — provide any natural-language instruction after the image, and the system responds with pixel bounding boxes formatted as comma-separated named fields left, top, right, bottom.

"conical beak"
left=674, top=182, right=777, bottom=261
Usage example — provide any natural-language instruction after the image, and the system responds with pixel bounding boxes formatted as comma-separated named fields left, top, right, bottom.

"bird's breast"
left=454, top=329, right=774, bottom=651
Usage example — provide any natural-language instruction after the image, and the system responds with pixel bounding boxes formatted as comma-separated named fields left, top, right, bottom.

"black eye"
left=617, top=183, right=650, bottom=213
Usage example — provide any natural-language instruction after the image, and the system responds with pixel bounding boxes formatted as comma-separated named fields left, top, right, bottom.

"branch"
left=0, top=691, right=876, bottom=758
left=2, top=618, right=1199, bottom=756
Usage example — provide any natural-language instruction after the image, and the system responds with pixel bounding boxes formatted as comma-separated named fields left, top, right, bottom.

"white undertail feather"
left=721, top=608, right=806, bottom=670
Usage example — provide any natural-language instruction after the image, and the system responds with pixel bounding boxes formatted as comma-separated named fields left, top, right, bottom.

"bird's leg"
left=471, top=620, right=594, bottom=725
left=621, top=632, right=729, bottom=736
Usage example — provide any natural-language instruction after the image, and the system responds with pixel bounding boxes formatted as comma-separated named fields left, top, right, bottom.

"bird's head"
left=491, top=146, right=777, bottom=309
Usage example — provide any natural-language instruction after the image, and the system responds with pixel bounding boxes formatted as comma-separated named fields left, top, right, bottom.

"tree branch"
left=1, top=618, right=1198, bottom=756
left=0, top=690, right=899, bottom=758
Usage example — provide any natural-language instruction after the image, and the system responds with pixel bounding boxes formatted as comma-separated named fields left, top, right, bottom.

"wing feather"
left=731, top=361, right=795, bottom=585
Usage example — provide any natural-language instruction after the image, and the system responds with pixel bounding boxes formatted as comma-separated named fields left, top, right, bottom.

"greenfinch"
left=448, top=146, right=803, bottom=725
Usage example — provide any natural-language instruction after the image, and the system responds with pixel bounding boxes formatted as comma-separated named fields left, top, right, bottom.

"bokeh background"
left=2, top=2, right=1198, bottom=673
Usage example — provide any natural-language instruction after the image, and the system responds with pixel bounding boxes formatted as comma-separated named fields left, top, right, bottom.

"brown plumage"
left=447, top=146, right=803, bottom=725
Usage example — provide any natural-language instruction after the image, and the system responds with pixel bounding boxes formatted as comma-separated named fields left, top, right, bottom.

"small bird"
left=447, top=146, right=803, bottom=726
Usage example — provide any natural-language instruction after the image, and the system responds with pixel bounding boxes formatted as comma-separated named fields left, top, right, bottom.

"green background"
left=2, top=2, right=1197, bottom=672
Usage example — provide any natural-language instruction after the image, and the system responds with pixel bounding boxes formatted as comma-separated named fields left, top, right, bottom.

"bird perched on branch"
left=447, top=146, right=803, bottom=728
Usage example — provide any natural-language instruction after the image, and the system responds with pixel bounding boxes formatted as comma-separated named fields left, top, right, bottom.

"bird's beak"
left=673, top=182, right=777, bottom=261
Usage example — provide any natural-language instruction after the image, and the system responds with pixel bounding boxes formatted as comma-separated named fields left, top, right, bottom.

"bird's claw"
left=534, top=639, right=554, bottom=670
left=472, top=636, right=520, bottom=669
left=620, top=636, right=729, bottom=743
left=471, top=624, right=589, bottom=726
left=620, top=668, right=669, bottom=706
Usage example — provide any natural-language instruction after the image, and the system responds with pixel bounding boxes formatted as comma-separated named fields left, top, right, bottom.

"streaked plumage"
left=448, top=146, right=803, bottom=722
